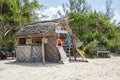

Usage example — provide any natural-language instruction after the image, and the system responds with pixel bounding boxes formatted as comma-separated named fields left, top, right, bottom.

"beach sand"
left=0, top=57, right=120, bottom=80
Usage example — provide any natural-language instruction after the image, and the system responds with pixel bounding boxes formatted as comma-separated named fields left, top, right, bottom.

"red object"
left=56, top=38, right=63, bottom=48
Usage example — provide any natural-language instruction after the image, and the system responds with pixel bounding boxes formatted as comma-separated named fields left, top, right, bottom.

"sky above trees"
left=38, top=0, right=120, bottom=22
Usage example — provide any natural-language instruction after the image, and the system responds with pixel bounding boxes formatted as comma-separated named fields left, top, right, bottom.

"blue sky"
left=38, top=0, right=120, bottom=22
left=39, top=0, right=68, bottom=7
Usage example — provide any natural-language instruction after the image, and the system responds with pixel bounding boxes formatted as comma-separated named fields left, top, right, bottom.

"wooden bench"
left=95, top=46, right=110, bottom=58
left=97, top=51, right=110, bottom=58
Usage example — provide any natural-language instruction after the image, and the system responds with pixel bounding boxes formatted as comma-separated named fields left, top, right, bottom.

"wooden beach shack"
left=14, top=19, right=76, bottom=63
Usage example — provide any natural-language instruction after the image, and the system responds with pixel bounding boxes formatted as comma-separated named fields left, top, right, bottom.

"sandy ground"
left=0, top=57, right=120, bottom=80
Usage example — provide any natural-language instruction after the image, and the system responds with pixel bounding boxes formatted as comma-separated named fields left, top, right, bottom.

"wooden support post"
left=97, top=52, right=99, bottom=58
left=16, top=46, right=18, bottom=62
left=42, top=37, right=45, bottom=65
left=30, top=36, right=33, bottom=62
left=31, top=45, right=33, bottom=62
left=69, top=44, right=71, bottom=61
left=15, top=38, right=19, bottom=62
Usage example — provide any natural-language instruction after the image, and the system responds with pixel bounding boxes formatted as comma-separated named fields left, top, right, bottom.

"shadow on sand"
left=4, top=58, right=89, bottom=67
left=5, top=60, right=63, bottom=67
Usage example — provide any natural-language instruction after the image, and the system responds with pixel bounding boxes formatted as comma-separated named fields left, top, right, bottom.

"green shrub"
left=85, top=40, right=99, bottom=54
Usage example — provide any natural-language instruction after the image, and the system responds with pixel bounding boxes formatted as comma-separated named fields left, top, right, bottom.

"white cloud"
left=38, top=6, right=120, bottom=24
left=38, top=6, right=64, bottom=21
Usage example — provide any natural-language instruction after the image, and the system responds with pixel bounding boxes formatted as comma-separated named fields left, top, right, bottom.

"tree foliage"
left=0, top=0, right=41, bottom=45
left=105, top=0, right=114, bottom=20
left=68, top=11, right=117, bottom=53
left=59, top=0, right=91, bottom=17
left=64, top=0, right=120, bottom=55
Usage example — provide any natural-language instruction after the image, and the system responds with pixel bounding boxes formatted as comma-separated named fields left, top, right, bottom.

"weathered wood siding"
left=17, top=46, right=42, bottom=62
left=31, top=46, right=42, bottom=62
left=45, top=36, right=59, bottom=62
left=17, top=46, right=31, bottom=62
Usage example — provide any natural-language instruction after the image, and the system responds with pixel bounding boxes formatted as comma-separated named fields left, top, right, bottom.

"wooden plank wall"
left=31, top=46, right=42, bottom=62
left=17, top=46, right=42, bottom=62
left=45, top=36, right=59, bottom=62
left=17, top=46, right=31, bottom=62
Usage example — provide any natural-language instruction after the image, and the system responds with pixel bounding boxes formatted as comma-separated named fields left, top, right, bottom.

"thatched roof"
left=14, top=18, right=77, bottom=54
left=14, top=19, right=62, bottom=37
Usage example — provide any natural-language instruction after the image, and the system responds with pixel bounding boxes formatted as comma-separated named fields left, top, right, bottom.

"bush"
left=85, top=40, right=99, bottom=54
left=84, top=53, right=96, bottom=58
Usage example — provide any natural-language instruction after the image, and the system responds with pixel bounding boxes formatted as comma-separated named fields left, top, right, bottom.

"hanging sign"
left=26, top=38, right=32, bottom=44
left=42, top=38, right=48, bottom=43
left=55, top=29, right=68, bottom=34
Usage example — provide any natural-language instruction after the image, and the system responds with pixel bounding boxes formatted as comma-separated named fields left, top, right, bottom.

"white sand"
left=0, top=57, right=120, bottom=80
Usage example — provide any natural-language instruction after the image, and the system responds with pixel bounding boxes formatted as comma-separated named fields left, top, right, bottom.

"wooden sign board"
left=55, top=29, right=68, bottom=34
left=42, top=38, right=48, bottom=43
left=26, top=38, right=32, bottom=44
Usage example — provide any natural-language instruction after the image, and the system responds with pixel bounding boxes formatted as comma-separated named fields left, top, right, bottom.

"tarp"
left=66, top=34, right=71, bottom=42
